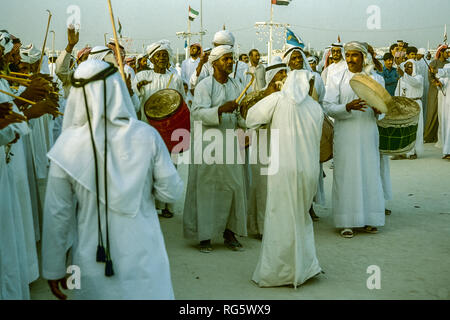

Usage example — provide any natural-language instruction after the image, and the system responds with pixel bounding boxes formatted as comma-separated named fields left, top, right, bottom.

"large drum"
left=377, top=96, right=420, bottom=155
left=240, top=90, right=267, bottom=119
left=144, top=89, right=190, bottom=153
left=320, top=115, right=334, bottom=163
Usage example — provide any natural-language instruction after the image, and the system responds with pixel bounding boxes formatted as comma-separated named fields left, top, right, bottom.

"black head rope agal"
left=71, top=63, right=117, bottom=277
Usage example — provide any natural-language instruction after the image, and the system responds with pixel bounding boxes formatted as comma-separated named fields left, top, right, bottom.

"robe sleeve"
left=190, top=63, right=209, bottom=89
left=151, top=133, right=183, bottom=203
left=402, top=74, right=423, bottom=89
left=0, top=127, right=15, bottom=146
left=437, top=68, right=450, bottom=79
left=190, top=78, right=220, bottom=126
left=55, top=50, right=73, bottom=88
left=246, top=93, right=280, bottom=129
left=41, top=163, right=77, bottom=280
left=323, top=74, right=352, bottom=120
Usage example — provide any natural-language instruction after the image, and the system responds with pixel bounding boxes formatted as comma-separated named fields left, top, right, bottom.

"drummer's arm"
left=323, top=80, right=352, bottom=120
left=190, top=80, right=220, bottom=126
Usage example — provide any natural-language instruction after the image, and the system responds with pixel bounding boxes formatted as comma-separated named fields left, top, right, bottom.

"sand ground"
left=30, top=143, right=450, bottom=300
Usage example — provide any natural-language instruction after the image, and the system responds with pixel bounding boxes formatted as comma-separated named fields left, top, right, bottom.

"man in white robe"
left=415, top=48, right=430, bottom=123
left=41, top=60, right=183, bottom=300
left=434, top=64, right=450, bottom=159
left=181, top=43, right=201, bottom=91
left=247, top=69, right=323, bottom=288
left=393, top=59, right=424, bottom=159
left=321, top=42, right=347, bottom=86
left=247, top=49, right=266, bottom=93
left=246, top=60, right=288, bottom=239
left=283, top=45, right=326, bottom=220
left=183, top=45, right=248, bottom=253
left=323, top=41, right=385, bottom=238
left=133, top=40, right=185, bottom=218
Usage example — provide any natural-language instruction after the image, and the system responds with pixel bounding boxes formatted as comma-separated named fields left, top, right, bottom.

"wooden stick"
left=10, top=72, right=32, bottom=78
left=0, top=74, right=32, bottom=85
left=235, top=72, right=255, bottom=104
left=107, top=0, right=126, bottom=82
left=38, top=10, right=52, bottom=73
left=0, top=89, right=36, bottom=105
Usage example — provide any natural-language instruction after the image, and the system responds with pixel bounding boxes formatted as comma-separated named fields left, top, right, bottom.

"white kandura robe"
left=181, top=57, right=200, bottom=89
left=183, top=75, right=248, bottom=241
left=321, top=59, right=347, bottom=86
left=323, top=69, right=385, bottom=228
left=247, top=73, right=323, bottom=287
left=41, top=131, right=183, bottom=299
left=133, top=70, right=185, bottom=122
left=394, top=71, right=424, bottom=157
left=0, top=142, right=30, bottom=300
left=436, top=66, right=450, bottom=155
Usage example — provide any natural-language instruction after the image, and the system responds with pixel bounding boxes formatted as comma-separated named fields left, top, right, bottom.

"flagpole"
left=268, top=2, right=273, bottom=63
left=187, top=12, right=191, bottom=60
left=200, top=0, right=203, bottom=47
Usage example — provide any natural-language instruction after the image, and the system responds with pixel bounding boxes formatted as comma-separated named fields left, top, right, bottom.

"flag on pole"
left=272, top=0, right=291, bottom=5
left=286, top=28, right=305, bottom=49
left=118, top=18, right=122, bottom=38
left=189, top=6, right=199, bottom=21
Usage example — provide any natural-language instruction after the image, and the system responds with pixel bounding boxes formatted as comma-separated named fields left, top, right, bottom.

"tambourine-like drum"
left=350, top=73, right=391, bottom=114
left=320, top=115, right=334, bottom=163
left=240, top=90, right=267, bottom=119
left=144, top=89, right=190, bottom=153
left=377, top=96, right=420, bottom=155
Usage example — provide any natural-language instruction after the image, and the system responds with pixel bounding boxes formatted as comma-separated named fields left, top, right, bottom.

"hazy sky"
left=1, top=0, right=449, bottom=55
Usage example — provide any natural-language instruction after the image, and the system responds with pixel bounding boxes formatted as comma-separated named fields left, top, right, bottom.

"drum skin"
left=144, top=89, right=190, bottom=153
left=320, top=115, right=334, bottom=163
left=350, top=73, right=391, bottom=114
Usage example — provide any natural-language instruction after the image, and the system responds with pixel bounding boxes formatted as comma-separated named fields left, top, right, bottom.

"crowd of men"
left=1, top=24, right=450, bottom=299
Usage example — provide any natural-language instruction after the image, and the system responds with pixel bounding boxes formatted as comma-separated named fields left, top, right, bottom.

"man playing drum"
left=132, top=40, right=185, bottom=218
left=183, top=45, right=248, bottom=253
left=323, top=41, right=385, bottom=238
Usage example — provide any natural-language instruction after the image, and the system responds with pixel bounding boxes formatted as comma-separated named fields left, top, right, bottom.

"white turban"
left=146, top=40, right=172, bottom=60
left=417, top=48, right=426, bottom=55
left=307, top=56, right=318, bottom=64
left=20, top=44, right=41, bottom=64
left=282, top=45, right=312, bottom=72
left=0, top=32, right=13, bottom=55
left=344, top=41, right=374, bottom=75
left=208, top=45, right=234, bottom=64
left=213, top=30, right=235, bottom=47
left=264, top=59, right=287, bottom=89
left=89, top=46, right=114, bottom=61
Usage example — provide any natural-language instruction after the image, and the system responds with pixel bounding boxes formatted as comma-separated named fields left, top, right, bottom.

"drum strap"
left=166, top=73, right=174, bottom=89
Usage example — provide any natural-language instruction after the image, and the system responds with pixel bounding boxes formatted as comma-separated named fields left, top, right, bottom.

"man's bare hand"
left=23, top=100, right=60, bottom=120
left=48, top=278, right=68, bottom=300
left=137, top=80, right=151, bottom=91
left=0, top=102, right=13, bottom=118
left=218, top=100, right=238, bottom=117
left=66, top=25, right=79, bottom=53
left=0, top=112, right=27, bottom=130
left=346, top=98, right=368, bottom=112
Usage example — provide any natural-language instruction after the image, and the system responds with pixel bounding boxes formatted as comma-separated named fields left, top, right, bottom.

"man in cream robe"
left=41, top=60, right=183, bottom=299
left=323, top=41, right=385, bottom=238
left=183, top=45, right=248, bottom=252
left=247, top=69, right=323, bottom=288
left=321, top=42, right=347, bottom=86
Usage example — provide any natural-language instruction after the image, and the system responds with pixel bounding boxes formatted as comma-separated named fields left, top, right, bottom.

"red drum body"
left=144, top=89, right=190, bottom=153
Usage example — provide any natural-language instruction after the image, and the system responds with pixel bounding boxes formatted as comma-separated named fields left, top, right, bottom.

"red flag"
left=272, top=0, right=290, bottom=5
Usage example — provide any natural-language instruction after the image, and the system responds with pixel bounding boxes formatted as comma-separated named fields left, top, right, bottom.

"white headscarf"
left=213, top=30, right=235, bottom=46
left=264, top=58, right=287, bottom=89
left=399, top=59, right=417, bottom=77
left=208, top=45, right=234, bottom=64
left=48, top=60, right=152, bottom=216
left=89, top=46, right=114, bottom=61
left=0, top=32, right=13, bottom=54
left=344, top=41, right=375, bottom=75
left=282, top=45, right=312, bottom=72
left=281, top=69, right=314, bottom=105
left=417, top=48, right=426, bottom=55
left=20, top=44, right=41, bottom=64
